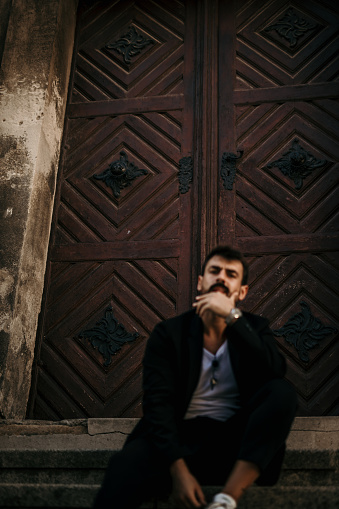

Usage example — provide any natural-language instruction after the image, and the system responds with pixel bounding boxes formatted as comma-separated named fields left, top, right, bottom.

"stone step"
left=0, top=484, right=339, bottom=509
left=0, top=448, right=337, bottom=486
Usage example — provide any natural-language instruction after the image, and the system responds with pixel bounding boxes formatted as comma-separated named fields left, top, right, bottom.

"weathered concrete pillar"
left=0, top=0, right=78, bottom=418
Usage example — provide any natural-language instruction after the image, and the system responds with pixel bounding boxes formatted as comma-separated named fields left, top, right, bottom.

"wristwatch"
left=225, top=308, right=242, bottom=326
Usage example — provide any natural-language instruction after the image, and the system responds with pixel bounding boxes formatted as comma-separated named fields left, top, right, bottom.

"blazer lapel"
left=228, top=339, right=241, bottom=383
left=184, top=313, right=204, bottom=409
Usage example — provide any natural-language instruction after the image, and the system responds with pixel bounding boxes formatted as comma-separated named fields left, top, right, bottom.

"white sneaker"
left=206, top=493, right=237, bottom=509
left=206, top=503, right=228, bottom=509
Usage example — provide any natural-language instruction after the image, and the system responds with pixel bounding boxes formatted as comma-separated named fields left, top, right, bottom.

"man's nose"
left=216, top=271, right=227, bottom=282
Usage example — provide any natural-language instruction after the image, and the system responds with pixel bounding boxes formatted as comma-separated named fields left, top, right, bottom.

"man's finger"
left=195, top=486, right=206, bottom=505
left=231, top=291, right=239, bottom=305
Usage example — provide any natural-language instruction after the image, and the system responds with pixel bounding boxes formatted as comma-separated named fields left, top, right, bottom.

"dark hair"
left=201, top=245, right=249, bottom=285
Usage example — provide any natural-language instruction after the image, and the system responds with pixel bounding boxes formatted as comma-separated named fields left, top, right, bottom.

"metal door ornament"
left=220, top=150, right=243, bottom=190
left=93, top=151, right=148, bottom=198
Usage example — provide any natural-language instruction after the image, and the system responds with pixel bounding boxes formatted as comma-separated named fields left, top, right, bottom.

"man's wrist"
left=170, top=458, right=188, bottom=476
left=225, top=307, right=242, bottom=326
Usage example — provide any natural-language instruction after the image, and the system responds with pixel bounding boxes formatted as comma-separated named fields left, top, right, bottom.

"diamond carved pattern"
left=245, top=254, right=339, bottom=415
left=235, top=101, right=338, bottom=238
left=93, top=151, right=148, bottom=198
left=78, top=306, right=139, bottom=366
left=236, top=1, right=335, bottom=86
left=106, top=25, right=154, bottom=65
left=263, top=7, right=320, bottom=50
left=35, top=258, right=178, bottom=418
left=263, top=139, right=329, bottom=190
left=72, top=2, right=184, bottom=101
left=57, top=113, right=182, bottom=242
left=273, top=301, right=338, bottom=362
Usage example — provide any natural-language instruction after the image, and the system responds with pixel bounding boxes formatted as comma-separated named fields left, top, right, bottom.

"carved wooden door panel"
left=222, top=0, right=339, bottom=415
left=28, top=0, right=196, bottom=418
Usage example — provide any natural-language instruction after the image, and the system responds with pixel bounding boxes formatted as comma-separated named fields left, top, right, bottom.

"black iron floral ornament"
left=78, top=307, right=139, bottom=366
left=273, top=301, right=337, bottom=362
left=93, top=151, right=147, bottom=198
left=106, top=25, right=154, bottom=64
left=263, top=139, right=328, bottom=189
left=264, top=7, right=318, bottom=47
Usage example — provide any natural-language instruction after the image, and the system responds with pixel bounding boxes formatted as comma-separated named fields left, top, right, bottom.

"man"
left=94, top=246, right=297, bottom=509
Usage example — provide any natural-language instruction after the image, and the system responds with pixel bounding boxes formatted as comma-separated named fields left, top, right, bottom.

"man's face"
left=197, top=255, right=248, bottom=303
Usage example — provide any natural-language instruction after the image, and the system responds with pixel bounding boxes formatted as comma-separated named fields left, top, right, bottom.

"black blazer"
left=127, top=309, right=286, bottom=465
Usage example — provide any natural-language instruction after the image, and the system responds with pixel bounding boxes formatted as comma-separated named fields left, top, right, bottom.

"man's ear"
left=238, top=285, right=249, bottom=301
left=197, top=275, right=203, bottom=292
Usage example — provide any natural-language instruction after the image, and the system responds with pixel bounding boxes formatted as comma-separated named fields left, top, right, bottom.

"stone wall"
left=0, top=0, right=78, bottom=418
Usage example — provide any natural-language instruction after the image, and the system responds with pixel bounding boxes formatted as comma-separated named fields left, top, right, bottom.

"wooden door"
left=28, top=0, right=339, bottom=419
left=28, top=0, right=197, bottom=419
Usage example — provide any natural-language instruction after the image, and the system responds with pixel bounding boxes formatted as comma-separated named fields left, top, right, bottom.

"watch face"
left=228, top=308, right=242, bottom=324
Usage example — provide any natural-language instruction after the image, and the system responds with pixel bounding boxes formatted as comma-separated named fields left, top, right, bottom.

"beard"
left=208, top=282, right=230, bottom=295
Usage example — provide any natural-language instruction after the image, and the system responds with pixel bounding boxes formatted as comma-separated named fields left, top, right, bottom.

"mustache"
left=208, top=282, right=230, bottom=295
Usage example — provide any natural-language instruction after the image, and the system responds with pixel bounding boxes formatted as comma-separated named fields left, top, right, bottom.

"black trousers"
left=93, top=379, right=297, bottom=509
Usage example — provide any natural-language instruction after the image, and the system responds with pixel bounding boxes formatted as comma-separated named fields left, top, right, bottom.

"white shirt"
left=184, top=341, right=241, bottom=422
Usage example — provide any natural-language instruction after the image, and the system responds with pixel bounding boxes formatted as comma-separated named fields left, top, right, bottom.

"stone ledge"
left=1, top=416, right=338, bottom=433
left=87, top=418, right=139, bottom=436
left=0, top=420, right=88, bottom=436
left=0, top=434, right=127, bottom=452
left=1, top=417, right=338, bottom=450
left=290, top=417, right=339, bottom=431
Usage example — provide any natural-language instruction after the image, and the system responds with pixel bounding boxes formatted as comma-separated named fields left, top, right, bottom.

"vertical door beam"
left=218, top=0, right=237, bottom=244
left=177, top=0, right=198, bottom=312
left=192, top=0, right=220, bottom=285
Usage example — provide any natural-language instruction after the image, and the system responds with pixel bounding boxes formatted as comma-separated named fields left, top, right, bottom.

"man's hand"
left=193, top=290, right=239, bottom=319
left=170, top=458, right=206, bottom=508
